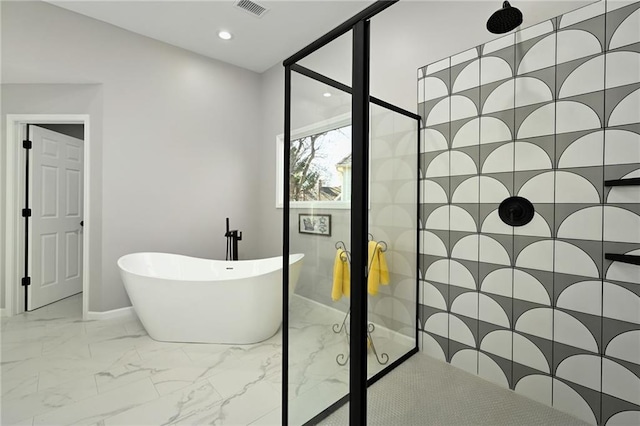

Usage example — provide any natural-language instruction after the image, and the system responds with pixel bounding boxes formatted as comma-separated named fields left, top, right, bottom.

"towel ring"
left=367, top=234, right=387, bottom=252
left=335, top=241, right=347, bottom=251
left=335, top=240, right=351, bottom=263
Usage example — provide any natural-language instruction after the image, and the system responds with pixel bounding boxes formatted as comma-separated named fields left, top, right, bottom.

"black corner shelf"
left=604, top=178, right=640, bottom=187
left=605, top=253, right=640, bottom=265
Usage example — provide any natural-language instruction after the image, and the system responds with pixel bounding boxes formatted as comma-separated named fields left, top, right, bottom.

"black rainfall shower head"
left=487, top=1, right=523, bottom=34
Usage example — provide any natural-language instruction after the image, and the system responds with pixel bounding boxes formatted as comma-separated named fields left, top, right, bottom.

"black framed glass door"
left=282, top=2, right=419, bottom=424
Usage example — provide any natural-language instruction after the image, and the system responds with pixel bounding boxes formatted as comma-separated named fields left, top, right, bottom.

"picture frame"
left=298, top=213, right=331, bottom=236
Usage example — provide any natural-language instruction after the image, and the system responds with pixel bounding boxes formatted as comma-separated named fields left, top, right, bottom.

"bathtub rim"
left=117, top=252, right=304, bottom=282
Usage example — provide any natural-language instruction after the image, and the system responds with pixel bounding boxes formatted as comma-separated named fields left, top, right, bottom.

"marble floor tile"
left=32, top=378, right=159, bottom=426
left=1, top=326, right=58, bottom=345
left=249, top=406, right=281, bottom=425
left=44, top=318, right=87, bottom=335
left=134, top=336, right=185, bottom=360
left=102, top=380, right=223, bottom=425
left=148, top=349, right=241, bottom=396
left=8, top=417, right=34, bottom=426
left=1, top=374, right=39, bottom=400
left=207, top=351, right=281, bottom=399
left=2, top=293, right=416, bottom=425
left=88, top=331, right=151, bottom=358
left=1, top=341, right=43, bottom=363
left=36, top=349, right=142, bottom=390
left=176, top=380, right=282, bottom=426
left=35, top=330, right=88, bottom=354
left=181, top=342, right=244, bottom=362
left=122, top=318, right=146, bottom=334
left=232, top=339, right=281, bottom=362
left=181, top=347, right=248, bottom=382
left=42, top=341, right=92, bottom=359
left=151, top=365, right=218, bottom=396
left=1, top=339, right=41, bottom=355
left=94, top=347, right=191, bottom=394
left=288, top=373, right=349, bottom=426
left=2, top=375, right=98, bottom=424
left=2, top=355, right=59, bottom=383
left=83, top=319, right=128, bottom=334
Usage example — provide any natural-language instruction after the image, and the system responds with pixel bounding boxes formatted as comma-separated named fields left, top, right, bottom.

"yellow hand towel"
left=368, top=241, right=390, bottom=296
left=332, top=249, right=350, bottom=301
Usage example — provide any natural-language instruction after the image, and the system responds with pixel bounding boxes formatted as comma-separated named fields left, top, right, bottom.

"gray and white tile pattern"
left=418, top=1, right=640, bottom=425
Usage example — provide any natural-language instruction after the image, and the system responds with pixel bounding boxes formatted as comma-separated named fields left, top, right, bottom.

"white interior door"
left=28, top=126, right=84, bottom=310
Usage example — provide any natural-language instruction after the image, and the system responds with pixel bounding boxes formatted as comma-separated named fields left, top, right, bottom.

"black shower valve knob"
left=498, top=196, right=535, bottom=227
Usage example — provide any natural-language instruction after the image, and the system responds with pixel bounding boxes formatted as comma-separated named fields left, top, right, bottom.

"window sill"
left=276, top=202, right=351, bottom=210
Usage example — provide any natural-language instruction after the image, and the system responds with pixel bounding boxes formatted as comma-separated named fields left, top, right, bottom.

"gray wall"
left=289, top=209, right=351, bottom=314
left=1, top=1, right=262, bottom=312
left=255, top=65, right=285, bottom=260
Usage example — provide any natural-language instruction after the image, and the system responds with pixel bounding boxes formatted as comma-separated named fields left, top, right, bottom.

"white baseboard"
left=87, top=306, right=137, bottom=321
left=0, top=308, right=9, bottom=317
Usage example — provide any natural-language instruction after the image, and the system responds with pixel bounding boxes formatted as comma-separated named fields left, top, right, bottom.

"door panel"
left=66, top=169, right=81, bottom=216
left=40, top=233, right=58, bottom=286
left=41, top=166, right=58, bottom=217
left=65, top=231, right=81, bottom=280
left=29, top=126, right=84, bottom=310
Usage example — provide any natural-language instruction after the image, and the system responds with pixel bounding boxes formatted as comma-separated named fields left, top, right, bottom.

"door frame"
left=4, top=114, right=91, bottom=319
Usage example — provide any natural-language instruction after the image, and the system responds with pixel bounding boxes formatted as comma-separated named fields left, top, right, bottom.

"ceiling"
left=44, top=0, right=595, bottom=76
left=45, top=0, right=376, bottom=73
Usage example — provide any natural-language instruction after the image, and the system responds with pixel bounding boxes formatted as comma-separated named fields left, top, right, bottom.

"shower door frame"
left=282, top=1, right=421, bottom=424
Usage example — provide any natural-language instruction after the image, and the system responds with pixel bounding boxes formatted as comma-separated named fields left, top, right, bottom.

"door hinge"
left=21, top=277, right=31, bottom=286
left=22, top=208, right=31, bottom=217
left=23, top=140, right=32, bottom=150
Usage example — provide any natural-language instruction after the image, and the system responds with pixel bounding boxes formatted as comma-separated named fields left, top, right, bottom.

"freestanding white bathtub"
left=117, top=253, right=304, bottom=344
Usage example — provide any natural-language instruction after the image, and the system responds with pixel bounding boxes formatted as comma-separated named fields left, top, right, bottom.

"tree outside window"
left=289, top=125, right=351, bottom=203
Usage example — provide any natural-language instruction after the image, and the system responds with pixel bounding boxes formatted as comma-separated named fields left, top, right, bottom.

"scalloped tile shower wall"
left=418, top=1, right=640, bottom=425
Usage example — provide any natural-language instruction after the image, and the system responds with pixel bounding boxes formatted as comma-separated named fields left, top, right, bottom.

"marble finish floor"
left=1, top=294, right=414, bottom=425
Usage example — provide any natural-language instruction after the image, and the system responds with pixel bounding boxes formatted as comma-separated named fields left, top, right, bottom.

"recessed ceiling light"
left=218, top=31, right=233, bottom=40
left=323, top=92, right=332, bottom=97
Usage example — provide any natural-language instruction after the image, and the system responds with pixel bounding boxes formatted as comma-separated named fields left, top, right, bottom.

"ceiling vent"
left=234, top=0, right=269, bottom=18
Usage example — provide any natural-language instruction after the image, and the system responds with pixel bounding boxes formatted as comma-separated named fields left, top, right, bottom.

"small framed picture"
left=298, top=213, right=331, bottom=236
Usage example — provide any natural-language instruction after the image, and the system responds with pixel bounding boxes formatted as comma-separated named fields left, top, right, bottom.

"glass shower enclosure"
left=282, top=2, right=420, bottom=424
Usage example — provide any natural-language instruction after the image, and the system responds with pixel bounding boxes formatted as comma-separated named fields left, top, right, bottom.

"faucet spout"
left=225, top=218, right=242, bottom=261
